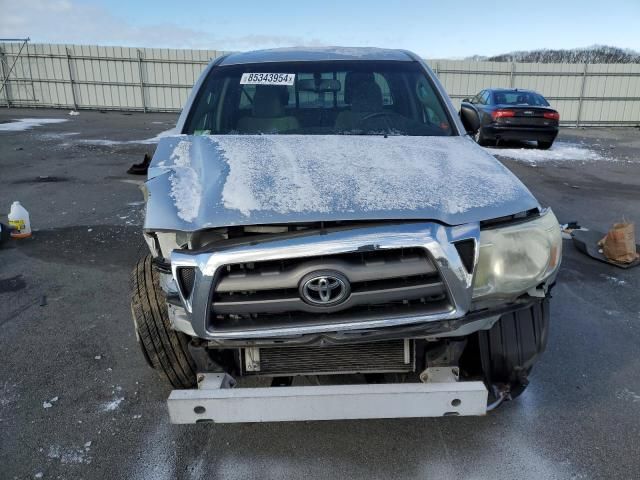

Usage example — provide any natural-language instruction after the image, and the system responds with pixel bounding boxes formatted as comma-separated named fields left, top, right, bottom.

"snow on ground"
left=0, top=118, right=68, bottom=132
left=101, top=396, right=124, bottom=412
left=0, top=381, right=18, bottom=408
left=40, top=132, right=80, bottom=140
left=616, top=388, right=640, bottom=403
left=77, top=127, right=177, bottom=145
left=486, top=141, right=609, bottom=163
left=601, top=274, right=628, bottom=287
left=48, top=444, right=91, bottom=464
left=42, top=396, right=58, bottom=409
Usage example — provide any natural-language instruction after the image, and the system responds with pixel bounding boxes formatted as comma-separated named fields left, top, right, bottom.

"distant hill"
left=469, top=45, right=640, bottom=63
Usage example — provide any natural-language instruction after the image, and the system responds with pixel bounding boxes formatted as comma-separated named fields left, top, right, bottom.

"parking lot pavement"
left=1, top=108, right=639, bottom=480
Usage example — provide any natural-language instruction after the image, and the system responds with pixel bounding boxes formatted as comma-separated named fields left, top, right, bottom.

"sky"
left=1, top=0, right=639, bottom=58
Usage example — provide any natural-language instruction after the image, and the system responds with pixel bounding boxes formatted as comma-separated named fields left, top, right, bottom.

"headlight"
left=472, top=209, right=561, bottom=299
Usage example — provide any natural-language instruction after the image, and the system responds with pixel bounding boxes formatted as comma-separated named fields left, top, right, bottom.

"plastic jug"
left=8, top=201, right=32, bottom=238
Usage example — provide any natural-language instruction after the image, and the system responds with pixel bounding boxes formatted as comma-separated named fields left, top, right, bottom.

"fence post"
left=65, top=47, right=78, bottom=110
left=576, top=63, right=588, bottom=127
left=137, top=49, right=147, bottom=113
left=25, top=41, right=36, bottom=103
left=0, top=48, right=9, bottom=108
left=509, top=61, right=515, bottom=87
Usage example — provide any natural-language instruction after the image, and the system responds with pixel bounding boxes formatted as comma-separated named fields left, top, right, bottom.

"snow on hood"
left=144, top=134, right=539, bottom=232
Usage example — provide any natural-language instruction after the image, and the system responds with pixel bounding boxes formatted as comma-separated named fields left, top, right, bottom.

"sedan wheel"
left=474, top=129, right=494, bottom=147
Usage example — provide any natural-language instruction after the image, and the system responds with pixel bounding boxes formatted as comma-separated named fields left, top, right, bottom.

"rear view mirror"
left=297, top=79, right=341, bottom=93
left=297, top=79, right=316, bottom=92
left=318, top=79, right=341, bottom=92
left=459, top=104, right=481, bottom=134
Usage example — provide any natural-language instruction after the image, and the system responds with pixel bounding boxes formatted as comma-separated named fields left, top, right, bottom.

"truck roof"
left=219, top=47, right=414, bottom=66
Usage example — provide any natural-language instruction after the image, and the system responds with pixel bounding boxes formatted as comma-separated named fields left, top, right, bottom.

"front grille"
left=177, top=267, right=196, bottom=297
left=242, top=339, right=414, bottom=376
left=210, top=248, right=451, bottom=332
left=453, top=239, right=475, bottom=273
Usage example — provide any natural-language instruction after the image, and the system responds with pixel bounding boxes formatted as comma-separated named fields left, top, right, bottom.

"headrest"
left=351, top=80, right=383, bottom=112
left=252, top=85, right=289, bottom=117
left=344, top=72, right=375, bottom=104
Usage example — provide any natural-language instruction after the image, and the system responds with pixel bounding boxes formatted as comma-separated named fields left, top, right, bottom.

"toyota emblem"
left=299, top=271, right=350, bottom=307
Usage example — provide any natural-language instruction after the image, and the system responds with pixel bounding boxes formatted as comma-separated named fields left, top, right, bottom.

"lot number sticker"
left=240, top=73, right=295, bottom=85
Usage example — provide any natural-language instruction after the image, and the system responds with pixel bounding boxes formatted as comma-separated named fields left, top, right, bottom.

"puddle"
left=15, top=225, right=143, bottom=270
left=12, top=176, right=71, bottom=184
left=0, top=275, right=26, bottom=293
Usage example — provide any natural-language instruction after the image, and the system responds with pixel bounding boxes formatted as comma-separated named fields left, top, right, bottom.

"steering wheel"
left=360, top=111, right=397, bottom=121
left=354, top=111, right=398, bottom=132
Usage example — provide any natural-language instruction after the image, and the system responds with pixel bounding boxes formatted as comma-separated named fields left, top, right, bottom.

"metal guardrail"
left=1, top=43, right=639, bottom=125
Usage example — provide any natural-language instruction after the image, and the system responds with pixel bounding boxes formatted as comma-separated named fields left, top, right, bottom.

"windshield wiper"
left=338, top=130, right=393, bottom=137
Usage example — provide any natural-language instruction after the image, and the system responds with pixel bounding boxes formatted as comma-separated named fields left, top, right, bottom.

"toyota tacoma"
left=131, top=47, right=561, bottom=423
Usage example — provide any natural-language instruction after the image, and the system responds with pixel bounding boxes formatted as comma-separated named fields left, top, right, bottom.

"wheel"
left=474, top=128, right=495, bottom=147
left=538, top=140, right=553, bottom=150
left=130, top=255, right=197, bottom=388
left=476, top=299, right=549, bottom=400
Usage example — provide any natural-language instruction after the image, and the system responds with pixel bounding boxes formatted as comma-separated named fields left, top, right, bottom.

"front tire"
left=538, top=140, right=553, bottom=150
left=131, top=255, right=197, bottom=388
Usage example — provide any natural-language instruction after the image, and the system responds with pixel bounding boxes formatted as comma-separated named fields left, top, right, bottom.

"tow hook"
left=486, top=384, right=510, bottom=411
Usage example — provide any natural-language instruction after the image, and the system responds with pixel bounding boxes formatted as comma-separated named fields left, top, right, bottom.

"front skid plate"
left=168, top=375, right=488, bottom=424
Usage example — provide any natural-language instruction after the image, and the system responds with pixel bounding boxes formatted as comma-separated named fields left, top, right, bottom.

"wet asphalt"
left=0, top=109, right=639, bottom=480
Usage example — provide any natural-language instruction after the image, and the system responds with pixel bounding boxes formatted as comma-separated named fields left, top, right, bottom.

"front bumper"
left=168, top=373, right=488, bottom=423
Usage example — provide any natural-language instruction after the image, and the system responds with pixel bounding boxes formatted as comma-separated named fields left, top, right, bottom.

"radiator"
left=242, top=339, right=414, bottom=376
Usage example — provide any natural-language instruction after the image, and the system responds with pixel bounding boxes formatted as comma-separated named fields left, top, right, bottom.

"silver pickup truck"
left=131, top=47, right=561, bottom=423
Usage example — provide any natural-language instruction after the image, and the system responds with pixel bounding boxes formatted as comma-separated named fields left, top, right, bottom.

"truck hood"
left=144, top=134, right=539, bottom=232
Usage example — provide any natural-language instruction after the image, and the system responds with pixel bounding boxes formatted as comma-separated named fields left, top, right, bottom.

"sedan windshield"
left=184, top=61, right=454, bottom=136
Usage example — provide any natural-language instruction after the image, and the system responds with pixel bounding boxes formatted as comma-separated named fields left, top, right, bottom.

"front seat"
left=335, top=75, right=384, bottom=131
left=237, top=85, right=299, bottom=133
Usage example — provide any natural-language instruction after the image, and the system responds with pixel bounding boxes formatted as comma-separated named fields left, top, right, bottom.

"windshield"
left=493, top=91, right=550, bottom=106
left=184, top=61, right=454, bottom=136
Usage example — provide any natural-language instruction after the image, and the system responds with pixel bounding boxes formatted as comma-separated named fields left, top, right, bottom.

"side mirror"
left=459, top=104, right=481, bottom=134
left=462, top=98, right=471, bottom=103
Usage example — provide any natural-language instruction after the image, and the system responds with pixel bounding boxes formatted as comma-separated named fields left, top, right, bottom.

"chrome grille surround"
left=171, top=222, right=479, bottom=340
